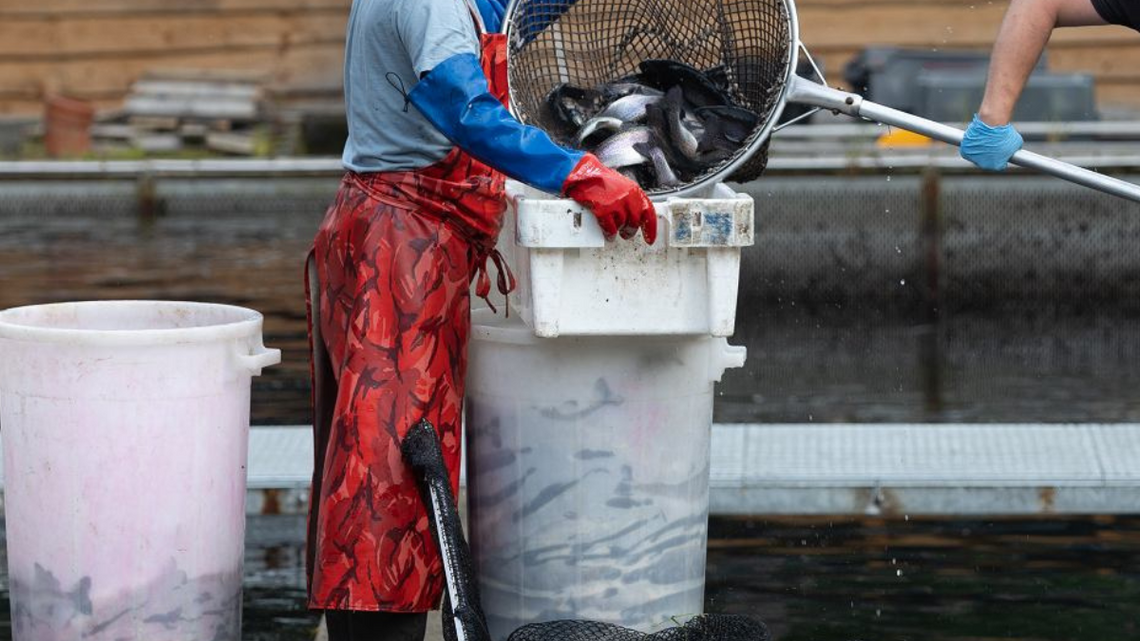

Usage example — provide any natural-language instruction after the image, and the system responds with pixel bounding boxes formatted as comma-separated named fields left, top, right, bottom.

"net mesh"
left=505, top=0, right=792, bottom=193
left=507, top=614, right=772, bottom=641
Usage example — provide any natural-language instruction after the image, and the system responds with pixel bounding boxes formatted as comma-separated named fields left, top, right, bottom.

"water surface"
left=2, top=178, right=1139, bottom=640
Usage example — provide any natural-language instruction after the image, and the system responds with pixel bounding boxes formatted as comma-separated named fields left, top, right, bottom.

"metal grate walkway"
left=246, top=423, right=1140, bottom=515
left=3, top=424, right=1138, bottom=516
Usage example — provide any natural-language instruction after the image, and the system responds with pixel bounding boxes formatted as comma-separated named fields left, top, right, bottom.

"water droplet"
left=886, top=175, right=892, bottom=182
left=876, top=609, right=882, bottom=617
left=896, top=569, right=903, bottom=577
left=891, top=558, right=897, bottom=565
left=905, top=514, right=910, bottom=521
left=894, top=245, right=901, bottom=253
left=900, top=279, right=906, bottom=285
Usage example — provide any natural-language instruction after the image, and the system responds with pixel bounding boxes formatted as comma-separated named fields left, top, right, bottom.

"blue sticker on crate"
left=672, top=210, right=735, bottom=246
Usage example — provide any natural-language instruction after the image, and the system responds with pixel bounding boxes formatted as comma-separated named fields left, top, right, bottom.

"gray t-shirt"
left=341, top=0, right=481, bottom=173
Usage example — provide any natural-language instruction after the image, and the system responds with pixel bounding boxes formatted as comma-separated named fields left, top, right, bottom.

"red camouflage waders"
left=304, top=28, right=512, bottom=612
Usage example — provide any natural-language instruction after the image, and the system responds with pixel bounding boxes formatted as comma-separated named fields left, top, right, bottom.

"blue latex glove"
left=960, top=114, right=1024, bottom=171
left=408, top=52, right=584, bottom=194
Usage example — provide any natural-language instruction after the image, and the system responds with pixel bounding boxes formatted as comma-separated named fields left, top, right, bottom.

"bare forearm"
left=979, top=0, right=1058, bottom=125
left=978, top=0, right=1106, bottom=126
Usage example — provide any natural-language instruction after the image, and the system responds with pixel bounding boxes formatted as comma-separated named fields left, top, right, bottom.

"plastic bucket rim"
left=0, top=300, right=266, bottom=347
left=471, top=308, right=540, bottom=346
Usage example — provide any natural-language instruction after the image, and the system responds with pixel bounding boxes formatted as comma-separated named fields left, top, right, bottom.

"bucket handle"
left=709, top=341, right=747, bottom=383
left=235, top=343, right=281, bottom=375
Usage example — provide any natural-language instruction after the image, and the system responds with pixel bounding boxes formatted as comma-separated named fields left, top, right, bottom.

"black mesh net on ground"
left=507, top=615, right=772, bottom=641
left=401, top=420, right=773, bottom=641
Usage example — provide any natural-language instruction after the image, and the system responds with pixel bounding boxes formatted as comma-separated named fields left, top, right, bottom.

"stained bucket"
left=0, top=300, right=280, bottom=641
left=43, top=96, right=94, bottom=158
left=465, top=310, right=746, bottom=639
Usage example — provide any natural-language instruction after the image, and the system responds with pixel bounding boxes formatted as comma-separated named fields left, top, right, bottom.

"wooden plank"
left=1048, top=43, right=1140, bottom=78
left=124, top=94, right=259, bottom=120
left=0, top=13, right=346, bottom=58
left=89, top=123, right=136, bottom=140
left=799, top=4, right=1004, bottom=48
left=131, top=80, right=263, bottom=102
left=800, top=5, right=1128, bottom=50
left=0, top=41, right=343, bottom=101
left=179, top=122, right=210, bottom=140
left=128, top=115, right=181, bottom=131
left=132, top=132, right=183, bottom=153
left=0, top=98, right=119, bottom=116
left=206, top=130, right=258, bottom=155
left=140, top=70, right=270, bottom=84
left=0, top=0, right=349, bottom=18
left=1094, top=84, right=1140, bottom=111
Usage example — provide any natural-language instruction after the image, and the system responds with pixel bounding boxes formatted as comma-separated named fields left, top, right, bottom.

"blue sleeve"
left=509, top=0, right=578, bottom=43
left=472, top=0, right=508, bottom=33
left=407, top=52, right=584, bottom=194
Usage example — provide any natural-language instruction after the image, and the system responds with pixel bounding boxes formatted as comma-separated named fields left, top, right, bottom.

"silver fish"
left=574, top=116, right=624, bottom=146
left=658, top=87, right=736, bottom=166
left=632, top=141, right=681, bottom=187
left=601, top=82, right=665, bottom=101
left=594, top=127, right=658, bottom=169
left=597, top=93, right=662, bottom=123
left=661, top=87, right=702, bottom=162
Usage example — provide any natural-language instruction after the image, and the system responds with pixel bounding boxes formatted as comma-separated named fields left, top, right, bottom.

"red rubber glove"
left=561, top=154, right=658, bottom=245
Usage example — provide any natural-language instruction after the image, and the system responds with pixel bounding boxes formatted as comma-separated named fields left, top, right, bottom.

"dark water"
left=0, top=514, right=1138, bottom=641
left=706, top=516, right=1140, bottom=641
left=3, top=178, right=1140, bottom=640
left=2, top=178, right=1139, bottom=425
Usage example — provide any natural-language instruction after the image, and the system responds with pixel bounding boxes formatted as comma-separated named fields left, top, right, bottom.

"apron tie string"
left=473, top=246, right=516, bottom=316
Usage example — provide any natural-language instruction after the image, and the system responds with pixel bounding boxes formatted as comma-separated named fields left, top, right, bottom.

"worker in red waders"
left=304, top=0, right=656, bottom=639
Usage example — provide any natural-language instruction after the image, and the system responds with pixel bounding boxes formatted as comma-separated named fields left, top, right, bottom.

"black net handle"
left=401, top=419, right=493, bottom=641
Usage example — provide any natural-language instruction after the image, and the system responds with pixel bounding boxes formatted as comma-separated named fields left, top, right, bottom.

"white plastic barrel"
left=0, top=300, right=280, bottom=641
left=465, top=311, right=746, bottom=639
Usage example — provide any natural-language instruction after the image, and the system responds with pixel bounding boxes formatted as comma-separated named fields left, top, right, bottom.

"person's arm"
left=962, top=0, right=1107, bottom=171
left=398, top=0, right=655, bottom=243
left=978, top=0, right=1106, bottom=126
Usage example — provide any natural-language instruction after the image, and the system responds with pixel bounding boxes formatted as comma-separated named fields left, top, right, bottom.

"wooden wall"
left=0, top=0, right=350, bottom=115
left=1, top=0, right=1138, bottom=116
left=799, top=0, right=1140, bottom=113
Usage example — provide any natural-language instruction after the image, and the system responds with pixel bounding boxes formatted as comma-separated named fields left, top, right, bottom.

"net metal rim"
left=503, top=0, right=802, bottom=199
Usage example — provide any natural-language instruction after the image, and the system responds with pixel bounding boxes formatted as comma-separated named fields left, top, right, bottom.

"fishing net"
left=507, top=615, right=772, bottom=641
left=401, top=420, right=772, bottom=641
left=505, top=0, right=793, bottom=194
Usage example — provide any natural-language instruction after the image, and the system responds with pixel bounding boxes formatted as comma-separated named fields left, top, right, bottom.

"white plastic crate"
left=495, top=180, right=754, bottom=337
